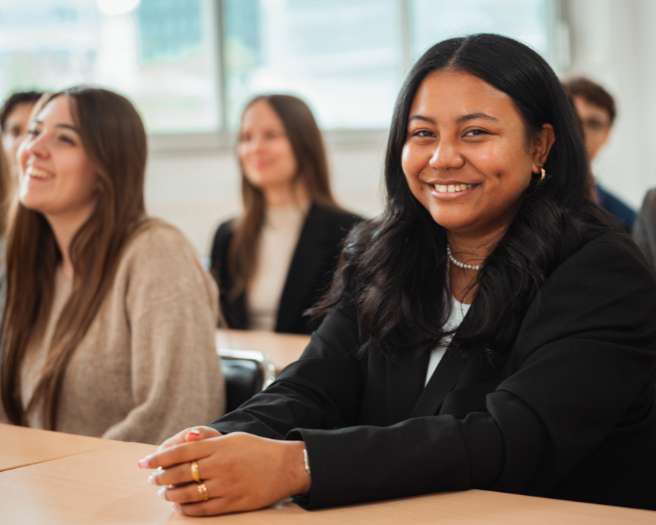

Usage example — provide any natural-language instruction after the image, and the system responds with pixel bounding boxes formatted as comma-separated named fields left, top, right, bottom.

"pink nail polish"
left=137, top=456, right=151, bottom=468
left=186, top=429, right=201, bottom=441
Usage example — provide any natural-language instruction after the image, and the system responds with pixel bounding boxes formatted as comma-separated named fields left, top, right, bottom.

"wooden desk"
left=216, top=329, right=309, bottom=372
left=1, top=427, right=654, bottom=524
left=0, top=423, right=114, bottom=472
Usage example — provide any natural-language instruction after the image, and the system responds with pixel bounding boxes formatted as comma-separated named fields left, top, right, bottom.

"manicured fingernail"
left=171, top=503, right=181, bottom=513
left=137, top=455, right=152, bottom=468
left=186, top=429, right=201, bottom=441
left=148, top=473, right=159, bottom=485
left=157, top=486, right=168, bottom=500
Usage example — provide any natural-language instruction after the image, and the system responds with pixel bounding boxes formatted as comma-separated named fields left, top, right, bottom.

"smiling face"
left=18, top=95, right=98, bottom=224
left=2, top=101, right=37, bottom=177
left=401, top=69, right=552, bottom=242
left=238, top=100, right=298, bottom=192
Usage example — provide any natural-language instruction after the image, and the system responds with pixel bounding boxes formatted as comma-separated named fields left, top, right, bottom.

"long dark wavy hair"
left=314, top=34, right=605, bottom=359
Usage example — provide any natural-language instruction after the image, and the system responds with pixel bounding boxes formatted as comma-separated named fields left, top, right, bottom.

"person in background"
left=0, top=90, right=43, bottom=178
left=0, top=86, right=224, bottom=445
left=141, top=34, right=656, bottom=515
left=210, top=94, right=361, bottom=335
left=562, top=77, right=636, bottom=231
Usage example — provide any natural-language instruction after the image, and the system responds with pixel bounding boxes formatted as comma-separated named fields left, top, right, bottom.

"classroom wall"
left=145, top=1, right=656, bottom=258
left=565, top=0, right=655, bottom=211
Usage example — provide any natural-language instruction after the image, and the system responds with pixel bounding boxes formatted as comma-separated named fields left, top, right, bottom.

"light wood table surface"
left=0, top=423, right=115, bottom=472
left=0, top=427, right=654, bottom=524
left=216, top=328, right=310, bottom=372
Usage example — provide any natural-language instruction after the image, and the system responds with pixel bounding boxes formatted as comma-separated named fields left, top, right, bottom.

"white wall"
left=145, top=1, right=656, bottom=257
left=564, top=0, right=655, bottom=209
left=146, top=137, right=387, bottom=258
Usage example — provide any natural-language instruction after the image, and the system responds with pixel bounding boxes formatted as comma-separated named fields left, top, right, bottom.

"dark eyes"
left=239, top=130, right=285, bottom=142
left=408, top=128, right=490, bottom=139
left=410, top=129, right=434, bottom=138
left=58, top=135, right=75, bottom=145
left=463, top=128, right=489, bottom=137
left=24, top=128, right=76, bottom=146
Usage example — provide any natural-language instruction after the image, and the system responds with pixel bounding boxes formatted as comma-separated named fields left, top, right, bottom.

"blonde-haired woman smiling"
left=0, top=86, right=224, bottom=444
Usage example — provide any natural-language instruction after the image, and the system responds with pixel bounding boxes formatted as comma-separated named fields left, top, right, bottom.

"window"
left=0, top=0, right=219, bottom=133
left=0, top=0, right=564, bottom=136
left=411, top=0, right=559, bottom=64
left=224, top=0, right=402, bottom=129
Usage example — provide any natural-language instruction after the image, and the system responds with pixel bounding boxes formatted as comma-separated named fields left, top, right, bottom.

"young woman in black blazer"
left=210, top=94, right=361, bottom=334
left=142, top=34, right=656, bottom=515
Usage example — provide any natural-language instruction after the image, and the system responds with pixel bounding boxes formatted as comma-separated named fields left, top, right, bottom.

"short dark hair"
left=562, top=77, right=616, bottom=125
left=0, top=90, right=44, bottom=132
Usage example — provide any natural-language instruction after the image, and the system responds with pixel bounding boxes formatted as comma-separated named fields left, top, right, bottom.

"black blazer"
left=209, top=203, right=362, bottom=334
left=212, top=226, right=656, bottom=510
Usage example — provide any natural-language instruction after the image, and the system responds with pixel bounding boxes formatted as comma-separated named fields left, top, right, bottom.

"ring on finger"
left=197, top=482, right=209, bottom=501
left=190, top=461, right=201, bottom=483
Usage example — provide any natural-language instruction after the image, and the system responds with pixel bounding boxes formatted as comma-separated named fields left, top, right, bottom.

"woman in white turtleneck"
left=210, top=94, right=361, bottom=335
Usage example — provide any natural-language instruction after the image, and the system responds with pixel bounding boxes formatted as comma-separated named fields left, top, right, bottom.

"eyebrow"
left=32, top=119, right=81, bottom=134
left=408, top=112, right=499, bottom=125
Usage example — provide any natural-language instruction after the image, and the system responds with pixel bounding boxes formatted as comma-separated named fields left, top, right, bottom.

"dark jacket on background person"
left=210, top=203, right=362, bottom=334
left=596, top=183, right=636, bottom=232
left=211, top=225, right=656, bottom=511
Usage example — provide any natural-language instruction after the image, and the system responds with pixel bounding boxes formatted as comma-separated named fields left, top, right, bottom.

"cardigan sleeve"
left=289, top=233, right=656, bottom=508
left=102, top=225, right=225, bottom=444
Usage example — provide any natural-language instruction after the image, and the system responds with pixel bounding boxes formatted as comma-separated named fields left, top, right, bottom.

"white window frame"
left=148, top=0, right=571, bottom=155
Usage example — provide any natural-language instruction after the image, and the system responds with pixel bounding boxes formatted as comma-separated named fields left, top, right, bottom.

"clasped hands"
left=138, top=426, right=311, bottom=517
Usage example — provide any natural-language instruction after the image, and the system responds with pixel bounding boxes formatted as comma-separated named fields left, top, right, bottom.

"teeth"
left=27, top=169, right=49, bottom=179
left=434, top=183, right=473, bottom=193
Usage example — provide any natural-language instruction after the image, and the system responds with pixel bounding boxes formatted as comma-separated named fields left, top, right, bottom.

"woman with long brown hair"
left=0, top=86, right=224, bottom=444
left=210, top=94, right=361, bottom=335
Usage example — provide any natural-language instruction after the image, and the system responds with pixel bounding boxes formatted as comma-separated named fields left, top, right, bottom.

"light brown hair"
left=0, top=145, right=11, bottom=236
left=227, top=94, right=337, bottom=298
left=1, top=86, right=149, bottom=429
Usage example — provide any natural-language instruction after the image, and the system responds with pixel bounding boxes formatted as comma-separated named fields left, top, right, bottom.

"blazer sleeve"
left=212, top=232, right=656, bottom=510
left=209, top=219, right=248, bottom=328
left=292, top=234, right=656, bottom=508
left=211, top=293, right=364, bottom=439
left=209, top=220, right=233, bottom=285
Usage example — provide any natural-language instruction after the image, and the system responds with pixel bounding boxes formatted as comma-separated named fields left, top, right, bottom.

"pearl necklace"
left=447, top=245, right=482, bottom=271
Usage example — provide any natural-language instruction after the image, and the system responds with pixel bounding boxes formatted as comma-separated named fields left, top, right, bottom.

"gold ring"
left=197, top=482, right=209, bottom=501
left=190, top=461, right=201, bottom=483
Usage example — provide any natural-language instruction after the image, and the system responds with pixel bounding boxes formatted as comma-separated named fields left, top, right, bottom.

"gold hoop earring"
left=538, top=167, right=546, bottom=182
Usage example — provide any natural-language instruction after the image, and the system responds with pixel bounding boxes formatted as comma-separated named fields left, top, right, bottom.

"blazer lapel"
left=275, top=204, right=324, bottom=332
left=410, top=346, right=468, bottom=417
left=383, top=348, right=430, bottom=425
